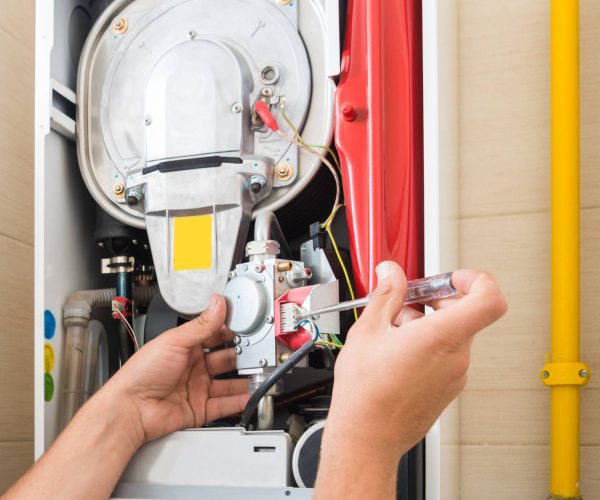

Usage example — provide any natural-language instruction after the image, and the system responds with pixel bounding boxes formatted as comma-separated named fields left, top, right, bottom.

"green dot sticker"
left=44, top=373, right=54, bottom=402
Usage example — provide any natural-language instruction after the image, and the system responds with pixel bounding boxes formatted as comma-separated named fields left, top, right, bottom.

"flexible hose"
left=239, top=339, right=315, bottom=429
left=64, top=286, right=158, bottom=317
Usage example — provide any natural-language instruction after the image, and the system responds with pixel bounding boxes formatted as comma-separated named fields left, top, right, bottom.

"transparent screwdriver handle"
left=404, top=272, right=457, bottom=305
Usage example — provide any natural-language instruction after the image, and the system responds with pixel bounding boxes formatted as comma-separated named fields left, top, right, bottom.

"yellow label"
left=44, top=343, right=55, bottom=373
left=173, top=215, right=213, bottom=271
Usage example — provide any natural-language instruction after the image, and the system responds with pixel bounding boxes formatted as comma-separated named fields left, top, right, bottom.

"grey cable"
left=239, top=339, right=315, bottom=429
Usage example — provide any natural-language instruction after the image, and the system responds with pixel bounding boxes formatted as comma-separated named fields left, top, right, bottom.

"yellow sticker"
left=173, top=215, right=213, bottom=271
left=44, top=343, right=55, bottom=373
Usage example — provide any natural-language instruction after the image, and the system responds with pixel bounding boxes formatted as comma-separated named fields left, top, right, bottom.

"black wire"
left=239, top=339, right=315, bottom=429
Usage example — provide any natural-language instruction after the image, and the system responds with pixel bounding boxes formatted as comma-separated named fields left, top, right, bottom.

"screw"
left=112, top=17, right=129, bottom=34
left=278, top=276, right=285, bottom=283
left=305, top=268, right=313, bottom=278
left=275, top=163, right=294, bottom=182
left=229, top=271, right=237, bottom=279
left=541, top=371, right=550, bottom=379
left=113, top=182, right=125, bottom=197
left=250, top=175, right=267, bottom=194
left=259, top=358, right=268, bottom=367
left=243, top=338, right=250, bottom=346
left=132, top=239, right=138, bottom=245
left=231, top=102, right=243, bottom=113
left=261, top=87, right=274, bottom=97
left=341, top=102, right=358, bottom=122
left=233, top=336, right=241, bottom=345
left=144, top=115, right=152, bottom=126
left=98, top=241, right=105, bottom=248
left=234, top=346, right=242, bottom=355
left=241, top=264, right=248, bottom=271
left=143, top=243, right=149, bottom=250
left=125, top=187, right=144, bottom=206
left=266, top=315, right=274, bottom=324
left=189, top=30, right=198, bottom=39
left=579, top=369, right=589, bottom=378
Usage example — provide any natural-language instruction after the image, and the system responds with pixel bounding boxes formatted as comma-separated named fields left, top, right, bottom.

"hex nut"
left=275, top=163, right=294, bottom=182
left=112, top=182, right=125, bottom=198
left=112, top=17, right=129, bottom=35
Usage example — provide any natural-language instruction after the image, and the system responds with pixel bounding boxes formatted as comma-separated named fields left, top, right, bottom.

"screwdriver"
left=293, top=272, right=456, bottom=321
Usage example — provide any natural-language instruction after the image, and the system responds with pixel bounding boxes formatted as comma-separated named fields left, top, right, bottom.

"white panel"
left=423, top=0, right=459, bottom=499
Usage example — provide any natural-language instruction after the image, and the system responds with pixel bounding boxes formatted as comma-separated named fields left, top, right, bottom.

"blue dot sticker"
left=44, top=310, right=56, bottom=340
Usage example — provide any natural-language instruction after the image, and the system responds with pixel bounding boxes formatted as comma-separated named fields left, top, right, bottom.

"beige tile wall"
left=458, top=0, right=600, bottom=497
left=0, top=0, right=35, bottom=493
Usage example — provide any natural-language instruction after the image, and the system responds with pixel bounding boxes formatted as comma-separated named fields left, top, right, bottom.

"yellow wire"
left=326, top=226, right=359, bottom=321
left=316, top=341, right=343, bottom=350
left=280, top=105, right=341, bottom=172
left=278, top=105, right=359, bottom=323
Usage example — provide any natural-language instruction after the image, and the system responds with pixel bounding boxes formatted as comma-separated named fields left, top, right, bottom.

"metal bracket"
left=540, top=361, right=591, bottom=386
left=50, top=79, right=76, bottom=141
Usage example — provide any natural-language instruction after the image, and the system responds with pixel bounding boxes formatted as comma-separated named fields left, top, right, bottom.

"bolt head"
left=233, top=336, right=241, bottom=345
left=229, top=271, right=237, bottom=279
left=231, top=102, right=243, bottom=113
left=259, top=358, right=268, bottom=367
left=266, top=315, right=274, bottom=324
left=234, top=346, right=242, bottom=355
left=541, top=370, right=550, bottom=379
left=579, top=369, right=589, bottom=378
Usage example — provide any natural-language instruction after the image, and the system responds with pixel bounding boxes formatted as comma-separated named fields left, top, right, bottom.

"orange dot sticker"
left=44, top=343, right=55, bottom=373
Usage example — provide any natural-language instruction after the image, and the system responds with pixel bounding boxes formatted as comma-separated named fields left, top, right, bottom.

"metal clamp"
left=540, top=362, right=591, bottom=386
left=101, top=256, right=135, bottom=274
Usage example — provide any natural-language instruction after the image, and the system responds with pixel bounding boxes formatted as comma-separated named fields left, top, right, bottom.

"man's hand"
left=109, top=294, right=249, bottom=446
left=5, top=295, right=249, bottom=500
left=315, top=261, right=507, bottom=499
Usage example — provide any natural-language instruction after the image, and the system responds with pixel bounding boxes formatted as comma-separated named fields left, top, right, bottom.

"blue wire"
left=294, top=320, right=320, bottom=341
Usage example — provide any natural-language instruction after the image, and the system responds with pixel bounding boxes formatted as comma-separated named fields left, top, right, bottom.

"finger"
left=209, top=378, right=249, bottom=398
left=206, top=393, right=250, bottom=422
left=203, top=325, right=235, bottom=349
left=359, top=261, right=408, bottom=327
left=393, top=305, right=423, bottom=327
left=205, top=348, right=237, bottom=376
left=169, top=294, right=227, bottom=348
left=404, top=270, right=507, bottom=348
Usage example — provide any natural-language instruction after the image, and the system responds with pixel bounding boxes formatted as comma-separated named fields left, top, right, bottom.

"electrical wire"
left=259, top=102, right=360, bottom=325
left=316, top=340, right=343, bottom=350
left=112, top=308, right=139, bottom=351
left=239, top=338, right=315, bottom=429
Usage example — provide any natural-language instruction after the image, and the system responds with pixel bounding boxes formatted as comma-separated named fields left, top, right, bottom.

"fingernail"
left=376, top=261, right=392, bottom=281
left=208, top=295, right=218, bottom=311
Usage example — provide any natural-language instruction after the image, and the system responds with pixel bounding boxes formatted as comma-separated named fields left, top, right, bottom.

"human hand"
left=105, top=294, right=249, bottom=447
left=315, top=262, right=506, bottom=498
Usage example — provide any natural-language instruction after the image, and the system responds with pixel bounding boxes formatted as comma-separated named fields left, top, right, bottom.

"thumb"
left=359, top=261, right=408, bottom=328
left=169, top=294, right=228, bottom=348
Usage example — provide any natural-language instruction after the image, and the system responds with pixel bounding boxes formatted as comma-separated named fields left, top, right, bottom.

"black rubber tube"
left=239, top=339, right=315, bottom=428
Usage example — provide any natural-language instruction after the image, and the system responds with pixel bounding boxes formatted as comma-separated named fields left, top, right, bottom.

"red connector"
left=112, top=296, right=131, bottom=319
left=254, top=100, right=279, bottom=131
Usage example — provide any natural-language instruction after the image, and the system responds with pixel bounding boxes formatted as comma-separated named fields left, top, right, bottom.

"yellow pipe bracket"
left=540, top=362, right=591, bottom=387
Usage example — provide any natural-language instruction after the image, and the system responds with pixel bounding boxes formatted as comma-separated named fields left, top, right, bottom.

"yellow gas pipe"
left=540, top=1, right=590, bottom=499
